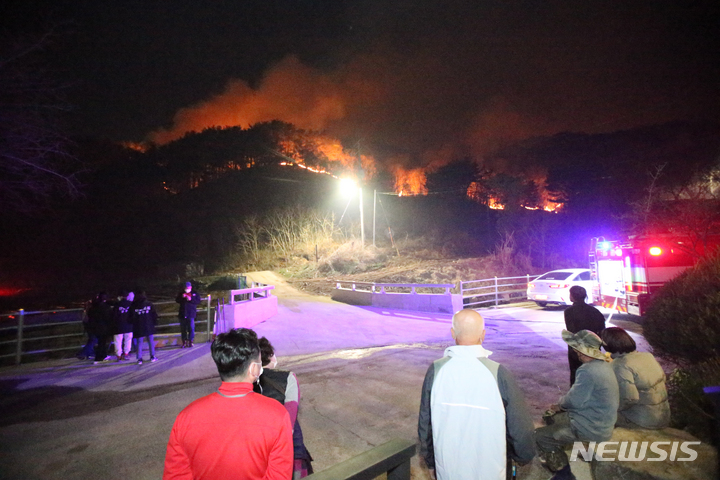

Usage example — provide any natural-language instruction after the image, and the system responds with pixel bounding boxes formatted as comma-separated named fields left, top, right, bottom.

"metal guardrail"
left=227, top=285, right=275, bottom=303
left=0, top=296, right=213, bottom=365
left=213, top=284, right=276, bottom=335
left=335, top=281, right=456, bottom=295
left=305, top=438, right=416, bottom=480
left=460, top=275, right=540, bottom=308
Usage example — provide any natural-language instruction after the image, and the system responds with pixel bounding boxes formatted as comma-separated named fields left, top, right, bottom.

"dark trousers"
left=534, top=412, right=578, bottom=472
left=568, top=348, right=582, bottom=386
left=180, top=316, right=195, bottom=342
left=80, top=332, right=97, bottom=358
left=94, top=334, right=110, bottom=361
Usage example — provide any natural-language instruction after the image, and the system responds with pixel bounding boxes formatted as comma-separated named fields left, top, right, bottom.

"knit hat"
left=562, top=329, right=606, bottom=361
left=185, top=281, right=192, bottom=288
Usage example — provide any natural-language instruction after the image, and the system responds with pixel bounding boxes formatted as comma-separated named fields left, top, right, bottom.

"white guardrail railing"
left=334, top=281, right=455, bottom=295
left=227, top=284, right=275, bottom=303
left=460, top=275, right=541, bottom=308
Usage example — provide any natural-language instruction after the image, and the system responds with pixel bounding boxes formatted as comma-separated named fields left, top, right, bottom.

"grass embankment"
left=209, top=236, right=540, bottom=298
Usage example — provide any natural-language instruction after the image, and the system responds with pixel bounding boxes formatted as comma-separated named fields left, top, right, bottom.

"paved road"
left=0, top=272, right=645, bottom=480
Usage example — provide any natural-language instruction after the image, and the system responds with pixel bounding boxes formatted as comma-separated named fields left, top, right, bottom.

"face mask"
left=185, top=288, right=191, bottom=293
left=252, top=362, right=263, bottom=382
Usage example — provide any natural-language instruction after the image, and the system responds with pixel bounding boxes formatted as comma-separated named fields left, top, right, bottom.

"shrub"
left=643, top=251, right=720, bottom=365
left=666, top=359, right=720, bottom=443
left=643, top=251, right=720, bottom=444
left=207, top=276, right=244, bottom=291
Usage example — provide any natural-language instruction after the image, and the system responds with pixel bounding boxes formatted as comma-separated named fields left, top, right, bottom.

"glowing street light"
left=339, top=178, right=357, bottom=197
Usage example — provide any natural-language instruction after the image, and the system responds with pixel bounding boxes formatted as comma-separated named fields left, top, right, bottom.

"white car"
left=526, top=268, right=593, bottom=307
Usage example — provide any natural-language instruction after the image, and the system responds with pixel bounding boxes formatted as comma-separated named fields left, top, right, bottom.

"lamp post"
left=373, top=189, right=376, bottom=247
left=359, top=186, right=364, bottom=247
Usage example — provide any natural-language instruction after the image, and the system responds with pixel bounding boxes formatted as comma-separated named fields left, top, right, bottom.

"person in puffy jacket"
left=602, top=327, right=670, bottom=429
left=254, top=337, right=314, bottom=479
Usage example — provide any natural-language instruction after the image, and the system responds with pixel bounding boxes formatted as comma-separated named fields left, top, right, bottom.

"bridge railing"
left=460, top=274, right=540, bottom=308
left=334, top=281, right=456, bottom=295
left=305, top=438, right=416, bottom=480
left=0, top=296, right=214, bottom=366
left=227, top=284, right=275, bottom=303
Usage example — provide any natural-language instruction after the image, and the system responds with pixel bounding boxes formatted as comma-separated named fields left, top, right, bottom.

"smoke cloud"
left=149, top=56, right=379, bottom=144
left=147, top=0, right=717, bottom=176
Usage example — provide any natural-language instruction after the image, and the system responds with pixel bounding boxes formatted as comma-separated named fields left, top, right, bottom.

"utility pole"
left=373, top=189, right=377, bottom=247
left=356, top=140, right=365, bottom=248
left=359, top=186, right=364, bottom=247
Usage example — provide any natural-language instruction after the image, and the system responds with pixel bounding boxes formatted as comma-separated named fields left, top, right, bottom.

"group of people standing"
left=79, top=281, right=202, bottom=365
left=80, top=289, right=159, bottom=364
left=533, top=286, right=671, bottom=479
left=419, top=285, right=670, bottom=480
left=160, top=284, right=670, bottom=480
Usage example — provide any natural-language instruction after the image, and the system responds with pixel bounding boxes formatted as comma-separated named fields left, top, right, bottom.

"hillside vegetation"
left=218, top=207, right=544, bottom=297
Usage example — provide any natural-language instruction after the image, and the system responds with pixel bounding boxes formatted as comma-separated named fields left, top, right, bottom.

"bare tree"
left=628, top=163, right=720, bottom=256
left=237, top=207, right=342, bottom=266
left=0, top=28, right=80, bottom=210
left=236, top=215, right=265, bottom=265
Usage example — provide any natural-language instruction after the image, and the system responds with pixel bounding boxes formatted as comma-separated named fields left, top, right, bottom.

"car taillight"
left=649, top=247, right=662, bottom=256
left=549, top=284, right=569, bottom=289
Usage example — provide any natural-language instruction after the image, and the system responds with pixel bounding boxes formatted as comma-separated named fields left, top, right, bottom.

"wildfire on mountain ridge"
left=392, top=166, right=428, bottom=196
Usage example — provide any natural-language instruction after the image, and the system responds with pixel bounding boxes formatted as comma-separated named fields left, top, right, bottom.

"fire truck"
left=589, top=235, right=707, bottom=316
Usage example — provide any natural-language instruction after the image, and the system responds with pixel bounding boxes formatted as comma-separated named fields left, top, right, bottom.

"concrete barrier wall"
left=224, top=295, right=278, bottom=329
left=331, top=289, right=372, bottom=306
left=332, top=288, right=462, bottom=314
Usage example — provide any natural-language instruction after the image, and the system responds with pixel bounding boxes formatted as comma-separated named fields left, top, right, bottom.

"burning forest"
left=145, top=120, right=566, bottom=214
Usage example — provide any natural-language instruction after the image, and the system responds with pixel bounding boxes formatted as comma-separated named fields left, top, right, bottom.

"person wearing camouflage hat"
left=534, top=330, right=619, bottom=480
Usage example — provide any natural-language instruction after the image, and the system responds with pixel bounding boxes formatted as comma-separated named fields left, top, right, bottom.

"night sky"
left=3, top=0, right=719, bottom=166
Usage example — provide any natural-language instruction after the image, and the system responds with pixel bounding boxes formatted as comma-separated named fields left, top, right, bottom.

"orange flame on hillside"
left=466, top=181, right=563, bottom=212
left=488, top=197, right=505, bottom=210
left=277, top=135, right=377, bottom=181
left=393, top=166, right=428, bottom=196
left=121, top=141, right=148, bottom=153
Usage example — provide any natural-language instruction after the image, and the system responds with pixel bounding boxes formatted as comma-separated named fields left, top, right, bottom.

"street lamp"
left=339, top=178, right=357, bottom=196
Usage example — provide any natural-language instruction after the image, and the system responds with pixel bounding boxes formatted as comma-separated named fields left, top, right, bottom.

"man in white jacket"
left=418, top=309, right=535, bottom=480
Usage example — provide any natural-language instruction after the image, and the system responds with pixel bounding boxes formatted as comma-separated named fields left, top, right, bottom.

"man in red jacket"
left=163, top=328, right=293, bottom=480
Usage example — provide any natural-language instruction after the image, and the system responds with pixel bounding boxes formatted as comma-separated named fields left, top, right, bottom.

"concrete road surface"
left=0, top=272, right=648, bottom=480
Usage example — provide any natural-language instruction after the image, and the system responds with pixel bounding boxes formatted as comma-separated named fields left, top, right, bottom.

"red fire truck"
left=589, top=235, right=707, bottom=316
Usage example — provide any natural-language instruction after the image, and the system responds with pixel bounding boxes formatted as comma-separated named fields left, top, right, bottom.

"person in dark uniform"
left=176, top=281, right=201, bottom=348
left=564, top=286, right=606, bottom=385
left=87, top=292, right=113, bottom=364
left=255, top=337, right=314, bottom=479
left=132, top=290, right=159, bottom=365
